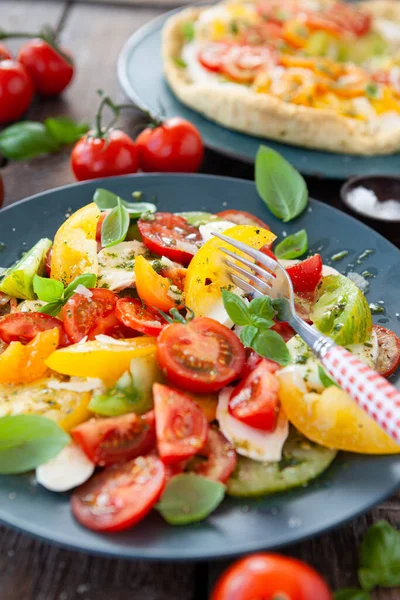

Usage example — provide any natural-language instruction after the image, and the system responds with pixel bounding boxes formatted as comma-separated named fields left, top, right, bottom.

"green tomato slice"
left=0, top=238, right=52, bottom=300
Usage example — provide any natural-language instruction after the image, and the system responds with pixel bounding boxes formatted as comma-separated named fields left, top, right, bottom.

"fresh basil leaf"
left=318, top=365, right=340, bottom=388
left=255, top=146, right=308, bottom=222
left=0, top=122, right=61, bottom=160
left=249, top=295, right=274, bottom=320
left=101, top=199, right=130, bottom=248
left=335, top=589, right=370, bottom=600
left=251, top=329, right=290, bottom=365
left=181, top=21, right=195, bottom=42
left=358, top=520, right=400, bottom=591
left=239, top=325, right=258, bottom=347
left=64, top=273, right=97, bottom=301
left=93, top=188, right=156, bottom=218
left=156, top=474, right=225, bottom=525
left=0, top=415, right=70, bottom=474
left=33, top=274, right=64, bottom=303
left=250, top=315, right=275, bottom=330
left=173, top=57, right=187, bottom=68
left=222, top=289, right=251, bottom=326
left=38, top=300, right=64, bottom=317
left=275, top=229, right=308, bottom=260
left=44, top=117, right=89, bottom=144
left=93, top=188, right=120, bottom=210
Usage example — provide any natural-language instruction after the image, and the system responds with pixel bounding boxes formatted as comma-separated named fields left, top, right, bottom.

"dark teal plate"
left=0, top=174, right=399, bottom=560
left=117, top=6, right=400, bottom=180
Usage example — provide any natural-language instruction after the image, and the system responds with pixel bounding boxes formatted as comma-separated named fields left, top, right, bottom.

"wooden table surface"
left=1, top=2, right=399, bottom=599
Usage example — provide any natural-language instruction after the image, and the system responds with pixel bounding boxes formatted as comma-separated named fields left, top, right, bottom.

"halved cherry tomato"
left=71, top=453, right=166, bottom=532
left=157, top=317, right=246, bottom=393
left=220, top=45, right=276, bottom=82
left=0, top=44, right=12, bottom=60
left=160, top=266, right=187, bottom=291
left=216, top=209, right=271, bottom=230
left=17, top=40, right=74, bottom=96
left=189, top=428, right=236, bottom=483
left=286, top=254, right=323, bottom=294
left=63, top=288, right=119, bottom=343
left=0, top=312, right=68, bottom=347
left=325, top=2, right=371, bottom=37
left=134, top=255, right=177, bottom=312
left=0, top=59, right=34, bottom=124
left=198, top=42, right=230, bottom=73
left=211, top=554, right=332, bottom=600
left=138, top=213, right=202, bottom=266
left=72, top=411, right=155, bottom=467
left=153, top=383, right=208, bottom=464
left=374, top=325, right=400, bottom=378
left=242, top=351, right=279, bottom=379
left=228, top=359, right=280, bottom=431
left=116, top=298, right=167, bottom=337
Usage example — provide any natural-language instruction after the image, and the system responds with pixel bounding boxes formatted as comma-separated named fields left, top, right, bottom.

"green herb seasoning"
left=369, top=302, right=385, bottom=314
left=356, top=249, right=374, bottom=264
left=331, top=250, right=349, bottom=262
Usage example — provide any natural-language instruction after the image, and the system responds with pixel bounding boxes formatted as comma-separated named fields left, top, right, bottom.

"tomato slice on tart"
left=198, top=42, right=230, bottom=73
left=137, top=212, right=202, bottom=266
left=71, top=412, right=156, bottom=467
left=71, top=453, right=166, bottom=532
left=0, top=312, right=69, bottom=347
left=156, top=317, right=246, bottom=393
left=374, top=325, right=400, bottom=378
left=153, top=383, right=208, bottom=464
left=188, top=428, right=237, bottom=483
left=115, top=297, right=167, bottom=337
left=63, top=288, right=119, bottom=343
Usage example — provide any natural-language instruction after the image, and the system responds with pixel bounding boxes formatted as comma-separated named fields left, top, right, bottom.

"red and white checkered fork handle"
left=321, top=345, right=400, bottom=444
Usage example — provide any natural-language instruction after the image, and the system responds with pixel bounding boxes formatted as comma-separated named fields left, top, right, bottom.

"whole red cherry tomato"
left=71, top=130, right=139, bottom=181
left=0, top=44, right=12, bottom=60
left=0, top=59, right=33, bottom=124
left=136, top=117, right=204, bottom=173
left=17, top=39, right=73, bottom=96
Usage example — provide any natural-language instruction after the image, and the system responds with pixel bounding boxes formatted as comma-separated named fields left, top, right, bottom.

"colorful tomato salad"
left=0, top=187, right=399, bottom=534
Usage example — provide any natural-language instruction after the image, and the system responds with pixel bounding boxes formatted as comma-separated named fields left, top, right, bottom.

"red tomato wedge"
left=228, top=359, right=280, bottom=431
left=137, top=213, right=202, bottom=266
left=115, top=298, right=167, bottom=336
left=242, top=350, right=279, bottom=378
left=189, top=428, right=237, bottom=483
left=71, top=454, right=166, bottom=533
left=0, top=312, right=69, bottom=347
left=71, top=412, right=156, bottom=467
left=374, top=325, right=400, bottom=378
left=63, top=288, right=119, bottom=343
left=286, top=254, right=323, bottom=294
left=156, top=317, right=246, bottom=393
left=217, top=209, right=271, bottom=230
left=153, top=383, right=208, bottom=464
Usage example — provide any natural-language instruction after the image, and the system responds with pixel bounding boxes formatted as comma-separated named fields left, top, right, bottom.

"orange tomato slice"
left=135, top=255, right=179, bottom=312
left=0, top=328, right=59, bottom=384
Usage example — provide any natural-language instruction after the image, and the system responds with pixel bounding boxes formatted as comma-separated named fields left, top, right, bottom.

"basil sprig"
left=222, top=290, right=290, bottom=365
left=275, top=229, right=308, bottom=260
left=34, top=272, right=97, bottom=316
left=0, top=415, right=70, bottom=474
left=93, top=188, right=156, bottom=218
left=255, top=146, right=308, bottom=222
left=101, top=198, right=130, bottom=248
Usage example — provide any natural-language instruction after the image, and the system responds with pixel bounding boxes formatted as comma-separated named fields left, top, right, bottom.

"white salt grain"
left=346, top=186, right=400, bottom=220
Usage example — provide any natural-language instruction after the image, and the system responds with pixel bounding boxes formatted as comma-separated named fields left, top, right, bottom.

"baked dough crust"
left=162, top=2, right=400, bottom=155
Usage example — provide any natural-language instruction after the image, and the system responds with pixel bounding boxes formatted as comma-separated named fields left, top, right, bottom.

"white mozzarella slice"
left=199, top=220, right=236, bottom=243
left=97, top=241, right=148, bottom=291
left=322, top=265, right=340, bottom=277
left=217, top=388, right=289, bottom=462
left=36, top=443, right=95, bottom=492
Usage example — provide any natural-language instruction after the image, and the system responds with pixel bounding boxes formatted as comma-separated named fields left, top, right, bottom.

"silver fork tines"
left=226, top=260, right=272, bottom=295
left=213, top=231, right=279, bottom=272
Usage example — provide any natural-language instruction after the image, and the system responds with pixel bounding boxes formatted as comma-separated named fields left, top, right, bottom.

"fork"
left=213, top=231, right=400, bottom=445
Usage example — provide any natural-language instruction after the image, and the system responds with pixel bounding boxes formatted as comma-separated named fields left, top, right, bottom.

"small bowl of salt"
left=340, top=175, right=400, bottom=223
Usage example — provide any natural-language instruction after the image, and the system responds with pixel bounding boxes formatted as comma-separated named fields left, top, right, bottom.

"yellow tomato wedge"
left=0, top=328, right=59, bottom=384
left=278, top=367, right=400, bottom=454
left=185, top=225, right=275, bottom=316
left=46, top=336, right=157, bottom=385
left=50, top=203, right=100, bottom=285
left=135, top=255, right=177, bottom=311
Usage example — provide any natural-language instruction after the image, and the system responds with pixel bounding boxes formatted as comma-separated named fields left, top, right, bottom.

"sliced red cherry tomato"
left=115, top=297, right=167, bottom=337
left=304, top=14, right=343, bottom=36
left=242, top=350, right=279, bottom=378
left=228, top=359, right=280, bottom=431
left=325, top=2, right=371, bottom=36
left=286, top=254, right=323, bottom=294
left=71, top=453, right=166, bottom=532
left=211, top=554, right=332, bottom=600
left=153, top=383, right=208, bottom=464
left=138, top=212, right=202, bottom=266
left=198, top=42, right=230, bottom=73
left=374, top=325, right=400, bottom=378
left=17, top=40, right=74, bottom=96
left=221, top=45, right=276, bottom=82
left=217, top=209, right=271, bottom=230
left=0, top=59, right=34, bottom=124
left=0, top=312, right=68, bottom=346
left=71, top=411, right=155, bottom=467
left=157, top=317, right=246, bottom=393
left=63, top=288, right=119, bottom=343
left=240, top=22, right=284, bottom=46
left=0, top=44, right=12, bottom=60
left=189, top=428, right=237, bottom=483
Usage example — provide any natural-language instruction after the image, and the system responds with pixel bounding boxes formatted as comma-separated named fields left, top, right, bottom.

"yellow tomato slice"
left=278, top=367, right=400, bottom=454
left=0, top=328, right=59, bottom=384
left=46, top=336, right=157, bottom=385
left=51, top=203, right=100, bottom=285
left=185, top=225, right=275, bottom=317
left=135, top=255, right=177, bottom=312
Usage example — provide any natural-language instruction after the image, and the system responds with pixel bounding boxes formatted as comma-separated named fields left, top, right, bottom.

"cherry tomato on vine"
left=211, top=554, right=332, bottom=600
left=0, top=59, right=33, bottom=124
left=0, top=44, right=12, bottom=60
left=17, top=40, right=74, bottom=96
left=71, top=130, right=139, bottom=181
left=136, top=117, right=204, bottom=173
